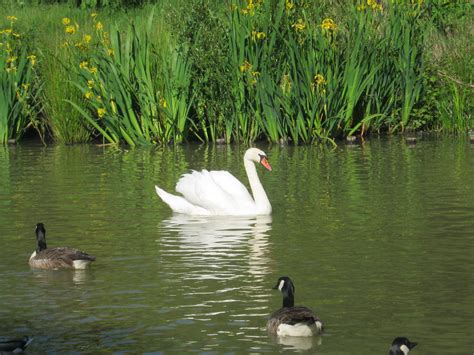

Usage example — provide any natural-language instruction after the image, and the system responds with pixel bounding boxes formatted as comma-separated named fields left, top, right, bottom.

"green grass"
left=0, top=0, right=472, bottom=145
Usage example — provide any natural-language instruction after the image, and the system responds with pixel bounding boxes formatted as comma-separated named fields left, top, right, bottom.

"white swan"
left=155, top=148, right=272, bottom=216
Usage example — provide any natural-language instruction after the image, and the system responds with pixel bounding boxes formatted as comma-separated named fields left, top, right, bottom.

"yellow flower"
left=367, top=0, right=382, bottom=10
left=65, top=25, right=76, bottom=34
left=22, top=83, right=30, bottom=90
left=357, top=4, right=367, bottom=11
left=107, top=48, right=114, bottom=57
left=27, top=54, right=36, bottom=66
left=241, top=0, right=257, bottom=16
left=239, top=60, right=252, bottom=73
left=95, top=21, right=103, bottom=31
left=97, top=108, right=106, bottom=118
left=292, top=19, right=306, bottom=31
left=7, top=15, right=18, bottom=21
left=3, top=28, right=12, bottom=35
left=251, top=31, right=266, bottom=41
left=80, top=61, right=88, bottom=69
left=12, top=32, right=20, bottom=38
left=6, top=56, right=17, bottom=63
left=88, top=66, right=98, bottom=74
left=62, top=17, right=71, bottom=25
left=285, top=0, right=294, bottom=12
left=84, top=91, right=93, bottom=99
left=321, top=18, right=337, bottom=31
left=160, top=98, right=168, bottom=108
left=83, top=34, right=92, bottom=43
left=87, top=80, right=94, bottom=88
left=314, top=74, right=326, bottom=86
left=6, top=67, right=17, bottom=73
left=91, top=12, right=98, bottom=19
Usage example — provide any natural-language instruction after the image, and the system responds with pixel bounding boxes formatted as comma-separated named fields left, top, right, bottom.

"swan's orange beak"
left=260, top=157, right=272, bottom=171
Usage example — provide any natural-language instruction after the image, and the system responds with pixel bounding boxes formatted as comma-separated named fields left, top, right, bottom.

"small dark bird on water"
left=29, top=223, right=96, bottom=270
left=266, top=276, right=323, bottom=337
left=0, top=336, right=33, bottom=353
left=389, top=337, right=417, bottom=355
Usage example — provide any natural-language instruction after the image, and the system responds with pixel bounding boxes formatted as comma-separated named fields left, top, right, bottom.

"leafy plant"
left=0, top=15, right=42, bottom=144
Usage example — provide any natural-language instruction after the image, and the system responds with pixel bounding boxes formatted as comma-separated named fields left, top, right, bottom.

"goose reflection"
left=31, top=269, right=91, bottom=285
left=276, top=335, right=322, bottom=351
left=159, top=215, right=272, bottom=280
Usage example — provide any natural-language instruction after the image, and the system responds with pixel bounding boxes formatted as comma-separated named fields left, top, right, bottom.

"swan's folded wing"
left=176, top=170, right=242, bottom=214
left=155, top=186, right=210, bottom=215
left=208, top=170, right=255, bottom=209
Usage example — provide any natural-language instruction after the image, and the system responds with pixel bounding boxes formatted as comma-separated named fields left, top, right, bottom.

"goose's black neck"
left=36, top=240, right=47, bottom=252
left=282, top=290, right=295, bottom=308
left=35, top=224, right=47, bottom=252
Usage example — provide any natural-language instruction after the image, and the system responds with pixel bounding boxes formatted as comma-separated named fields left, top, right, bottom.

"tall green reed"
left=66, top=11, right=192, bottom=146
left=42, top=50, right=91, bottom=144
left=0, top=15, right=42, bottom=144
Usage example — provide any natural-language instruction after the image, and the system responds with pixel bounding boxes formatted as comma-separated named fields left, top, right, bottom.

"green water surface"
left=0, top=137, right=473, bottom=353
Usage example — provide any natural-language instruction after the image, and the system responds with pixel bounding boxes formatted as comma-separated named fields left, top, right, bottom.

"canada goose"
left=266, top=276, right=323, bottom=337
left=390, top=337, right=417, bottom=355
left=29, top=223, right=96, bottom=270
left=0, top=336, right=33, bottom=353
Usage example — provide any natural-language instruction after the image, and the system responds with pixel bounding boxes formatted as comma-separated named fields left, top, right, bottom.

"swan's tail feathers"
left=155, top=185, right=209, bottom=215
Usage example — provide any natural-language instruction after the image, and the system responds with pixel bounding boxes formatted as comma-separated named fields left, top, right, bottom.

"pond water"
left=0, top=137, right=473, bottom=354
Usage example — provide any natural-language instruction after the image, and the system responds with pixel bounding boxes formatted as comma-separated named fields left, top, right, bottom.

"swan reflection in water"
left=159, top=214, right=272, bottom=279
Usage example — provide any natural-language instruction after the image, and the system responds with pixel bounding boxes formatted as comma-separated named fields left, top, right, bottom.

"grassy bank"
left=0, top=0, right=472, bottom=145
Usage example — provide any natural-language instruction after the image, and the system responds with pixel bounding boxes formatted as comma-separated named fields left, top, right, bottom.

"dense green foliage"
left=0, top=0, right=472, bottom=145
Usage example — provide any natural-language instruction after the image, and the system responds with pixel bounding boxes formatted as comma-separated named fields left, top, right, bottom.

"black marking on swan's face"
left=258, top=153, right=267, bottom=162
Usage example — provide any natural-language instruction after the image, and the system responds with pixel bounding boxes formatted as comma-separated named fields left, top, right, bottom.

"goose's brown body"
left=266, top=306, right=323, bottom=336
left=29, top=247, right=95, bottom=270
left=267, top=277, right=323, bottom=337
left=29, top=223, right=95, bottom=270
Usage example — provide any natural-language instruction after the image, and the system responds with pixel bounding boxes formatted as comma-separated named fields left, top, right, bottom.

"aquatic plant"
left=0, top=15, right=42, bottom=144
left=66, top=11, right=193, bottom=146
left=0, top=0, right=471, bottom=145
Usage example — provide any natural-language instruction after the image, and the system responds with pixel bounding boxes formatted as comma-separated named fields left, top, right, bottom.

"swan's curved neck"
left=244, top=159, right=271, bottom=214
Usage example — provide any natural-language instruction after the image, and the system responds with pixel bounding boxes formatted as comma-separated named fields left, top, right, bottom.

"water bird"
left=29, top=223, right=96, bottom=270
left=155, top=148, right=272, bottom=216
left=405, top=137, right=417, bottom=145
left=0, top=336, right=33, bottom=353
left=390, top=337, right=417, bottom=354
left=266, top=276, right=323, bottom=337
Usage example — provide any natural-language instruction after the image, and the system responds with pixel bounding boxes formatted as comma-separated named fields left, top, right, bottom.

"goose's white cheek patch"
left=278, top=280, right=285, bottom=291
left=400, top=344, right=410, bottom=355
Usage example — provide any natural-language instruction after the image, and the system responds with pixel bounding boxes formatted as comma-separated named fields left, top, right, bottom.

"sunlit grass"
left=0, top=0, right=471, bottom=145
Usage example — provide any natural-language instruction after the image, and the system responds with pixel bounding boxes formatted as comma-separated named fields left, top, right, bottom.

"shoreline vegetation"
left=1, top=0, right=472, bottom=146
